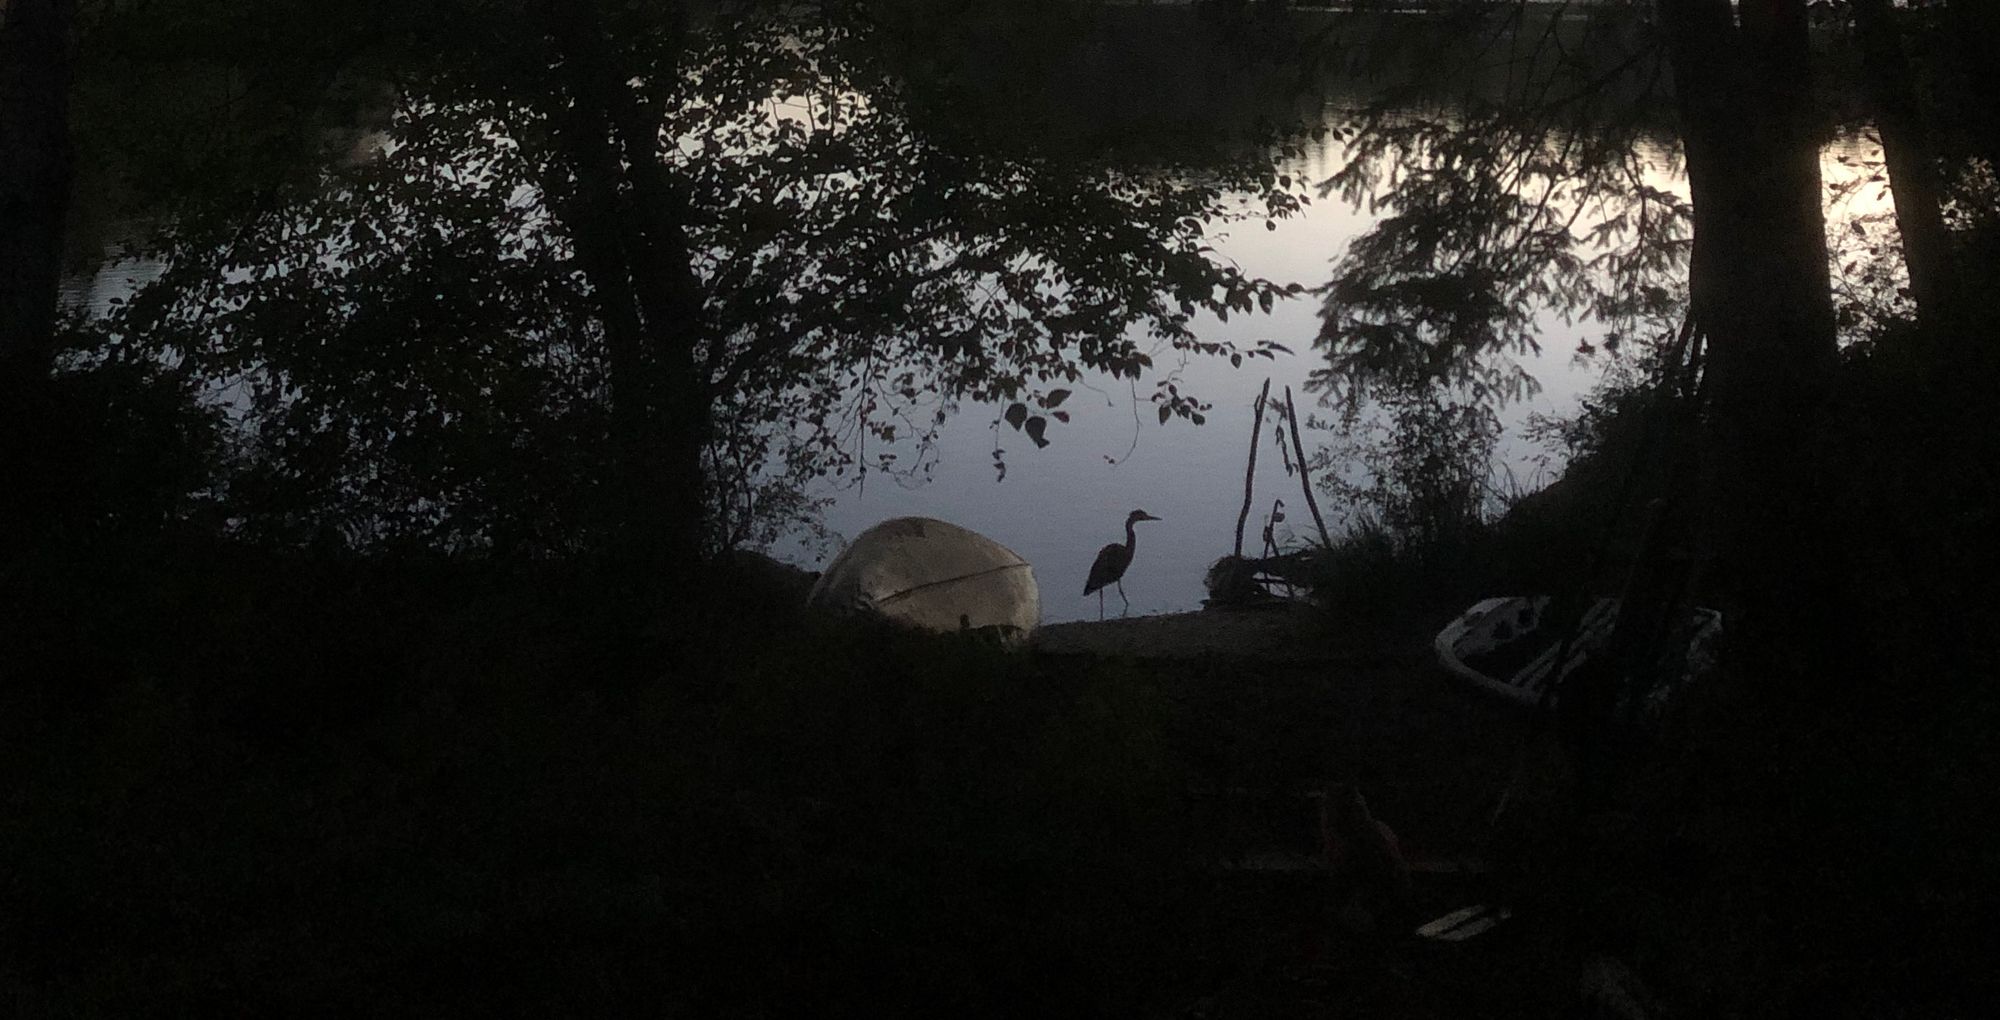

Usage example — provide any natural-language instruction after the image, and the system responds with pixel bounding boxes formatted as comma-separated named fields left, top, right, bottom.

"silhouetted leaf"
left=79, top=4, right=1313, bottom=554
left=1158, top=404, right=1171, bottom=425
left=1024, top=416, right=1048, bottom=448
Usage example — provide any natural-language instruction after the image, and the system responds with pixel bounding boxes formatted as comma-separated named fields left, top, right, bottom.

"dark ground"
left=5, top=536, right=1990, bottom=1016
left=0, top=553, right=1588, bottom=1017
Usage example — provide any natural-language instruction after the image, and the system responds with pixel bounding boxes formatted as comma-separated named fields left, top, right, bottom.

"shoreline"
left=1033, top=601, right=1424, bottom=664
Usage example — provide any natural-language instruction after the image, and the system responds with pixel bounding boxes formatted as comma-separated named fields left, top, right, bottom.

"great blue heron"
left=1084, top=509, right=1161, bottom=619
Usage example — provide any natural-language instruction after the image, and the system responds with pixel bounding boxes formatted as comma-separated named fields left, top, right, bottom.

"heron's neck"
left=1125, top=519, right=1138, bottom=548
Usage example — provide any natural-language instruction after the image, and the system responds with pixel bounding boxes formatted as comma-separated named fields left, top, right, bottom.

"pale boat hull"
left=1433, top=596, right=1722, bottom=713
left=808, top=517, right=1041, bottom=641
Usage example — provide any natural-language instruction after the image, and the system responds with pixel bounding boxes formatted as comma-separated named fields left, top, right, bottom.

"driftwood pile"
left=1210, top=378, right=1332, bottom=609
left=1204, top=549, right=1320, bottom=607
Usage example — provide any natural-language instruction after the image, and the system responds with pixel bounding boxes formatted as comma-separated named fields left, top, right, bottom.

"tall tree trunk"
left=1659, top=0, right=1850, bottom=681
left=0, top=0, right=75, bottom=379
left=592, top=24, right=714, bottom=578
left=1853, top=0, right=1957, bottom=333
left=0, top=0, right=77, bottom=551
left=544, top=0, right=711, bottom=581
left=548, top=94, right=668, bottom=559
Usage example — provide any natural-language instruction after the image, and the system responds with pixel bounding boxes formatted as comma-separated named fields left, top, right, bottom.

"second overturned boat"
left=1433, top=596, right=1723, bottom=713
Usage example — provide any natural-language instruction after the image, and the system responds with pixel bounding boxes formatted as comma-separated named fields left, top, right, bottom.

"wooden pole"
left=1234, top=377, right=1272, bottom=558
left=1284, top=386, right=1333, bottom=548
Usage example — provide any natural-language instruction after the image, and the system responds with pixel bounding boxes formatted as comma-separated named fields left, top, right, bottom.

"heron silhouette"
left=1084, top=510, right=1161, bottom=619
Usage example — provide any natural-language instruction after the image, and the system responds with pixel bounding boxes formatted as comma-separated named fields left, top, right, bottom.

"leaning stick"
left=1235, top=378, right=1272, bottom=559
left=1284, top=385, right=1333, bottom=548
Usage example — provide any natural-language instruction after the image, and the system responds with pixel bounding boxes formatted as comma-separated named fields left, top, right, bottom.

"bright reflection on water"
left=780, top=180, right=1595, bottom=623
left=60, top=128, right=1899, bottom=628
left=780, top=133, right=1903, bottom=625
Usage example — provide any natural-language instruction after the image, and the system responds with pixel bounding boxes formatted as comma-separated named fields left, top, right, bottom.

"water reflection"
left=789, top=131, right=1900, bottom=624
left=54, top=3, right=1912, bottom=625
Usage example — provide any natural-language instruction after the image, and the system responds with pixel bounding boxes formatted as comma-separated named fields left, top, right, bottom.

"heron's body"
left=1084, top=542, right=1132, bottom=596
left=1084, top=510, right=1160, bottom=618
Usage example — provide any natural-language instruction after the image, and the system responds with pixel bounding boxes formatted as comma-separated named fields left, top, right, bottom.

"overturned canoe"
left=807, top=517, right=1040, bottom=641
left=1433, top=596, right=1722, bottom=711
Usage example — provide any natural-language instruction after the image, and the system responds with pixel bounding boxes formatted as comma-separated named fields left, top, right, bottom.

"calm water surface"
left=785, top=193, right=1588, bottom=624
left=781, top=132, right=1894, bottom=625
left=64, top=138, right=1894, bottom=626
left=58, top=29, right=1895, bottom=628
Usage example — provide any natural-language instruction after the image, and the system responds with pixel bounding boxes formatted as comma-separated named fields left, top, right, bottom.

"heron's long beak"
left=1141, top=513, right=1163, bottom=522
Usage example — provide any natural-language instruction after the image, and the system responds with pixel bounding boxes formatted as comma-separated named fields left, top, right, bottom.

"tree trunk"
left=1853, top=0, right=1957, bottom=333
left=547, top=92, right=666, bottom=557
left=1659, top=0, right=1850, bottom=681
left=0, top=0, right=77, bottom=551
left=543, top=0, right=711, bottom=581
left=594, top=36, right=714, bottom=579
left=0, top=0, right=75, bottom=380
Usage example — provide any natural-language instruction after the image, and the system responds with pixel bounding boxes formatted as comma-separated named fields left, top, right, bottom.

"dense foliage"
left=3, top=1, right=1997, bottom=1015
left=58, top=2, right=1300, bottom=555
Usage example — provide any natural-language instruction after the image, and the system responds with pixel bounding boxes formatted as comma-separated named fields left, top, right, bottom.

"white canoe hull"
left=1433, top=596, right=1722, bottom=711
left=808, top=517, right=1040, bottom=640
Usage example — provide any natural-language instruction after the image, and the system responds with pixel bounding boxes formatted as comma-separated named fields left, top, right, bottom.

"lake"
left=57, top=5, right=1901, bottom=627
left=777, top=139, right=1897, bottom=625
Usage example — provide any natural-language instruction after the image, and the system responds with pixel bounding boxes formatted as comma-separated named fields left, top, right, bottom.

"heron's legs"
left=1098, top=589, right=1105, bottom=621
left=1117, top=580, right=1130, bottom=616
